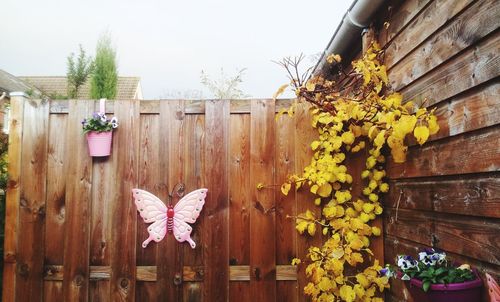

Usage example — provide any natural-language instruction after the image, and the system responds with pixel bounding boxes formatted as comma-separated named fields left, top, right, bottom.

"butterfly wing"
left=132, top=189, right=167, bottom=223
left=132, top=188, right=168, bottom=247
left=173, top=218, right=196, bottom=248
left=173, top=188, right=207, bottom=223
left=172, top=188, right=208, bottom=248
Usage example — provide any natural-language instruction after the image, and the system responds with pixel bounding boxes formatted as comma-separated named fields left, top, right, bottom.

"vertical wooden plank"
left=294, top=103, right=321, bottom=302
left=2, top=93, right=25, bottom=302
left=182, top=114, right=205, bottom=301
left=44, top=113, right=67, bottom=301
left=44, top=281, right=63, bottom=301
left=275, top=113, right=298, bottom=302
left=90, top=281, right=111, bottom=302
left=136, top=114, right=160, bottom=301
left=229, top=114, right=251, bottom=302
left=249, top=99, right=276, bottom=302
left=89, top=154, right=114, bottom=301
left=203, top=99, right=229, bottom=302
left=15, top=98, right=49, bottom=302
left=157, top=100, right=185, bottom=301
left=109, top=100, right=140, bottom=301
left=62, top=100, right=94, bottom=301
left=89, top=103, right=115, bottom=301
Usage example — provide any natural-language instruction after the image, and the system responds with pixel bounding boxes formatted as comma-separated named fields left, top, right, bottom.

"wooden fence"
left=2, top=97, right=350, bottom=302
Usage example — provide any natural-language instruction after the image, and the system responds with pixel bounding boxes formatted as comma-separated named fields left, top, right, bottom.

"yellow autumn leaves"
left=276, top=43, right=438, bottom=302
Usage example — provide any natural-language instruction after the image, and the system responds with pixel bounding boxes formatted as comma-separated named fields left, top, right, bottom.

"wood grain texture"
left=44, top=265, right=204, bottom=282
left=134, top=114, right=160, bottom=302
left=203, top=99, right=230, bottom=302
left=90, top=156, right=114, bottom=269
left=400, top=31, right=500, bottom=107
left=275, top=113, right=298, bottom=301
left=228, top=114, right=252, bottom=300
left=250, top=99, right=276, bottom=302
left=385, top=173, right=500, bottom=218
left=182, top=114, right=205, bottom=301
left=379, top=0, right=433, bottom=47
left=181, top=114, right=205, bottom=301
left=384, top=208, right=433, bottom=246
left=433, top=214, right=500, bottom=266
left=62, top=100, right=94, bottom=302
left=229, top=282, right=252, bottom=302
left=157, top=100, right=185, bottom=301
left=89, top=131, right=115, bottom=302
left=384, top=0, right=474, bottom=68
left=387, top=124, right=500, bottom=179
left=2, top=95, right=25, bottom=302
left=294, top=103, right=322, bottom=302
left=44, top=281, right=63, bottom=302
left=385, top=208, right=500, bottom=266
left=389, top=0, right=500, bottom=91
left=89, top=281, right=110, bottom=302
left=45, top=114, right=67, bottom=266
left=421, top=81, right=500, bottom=143
left=136, top=114, right=159, bottom=267
left=109, top=100, right=140, bottom=301
left=275, top=114, right=296, bottom=264
left=181, top=114, right=205, bottom=300
left=51, top=98, right=295, bottom=115
left=16, top=98, right=49, bottom=302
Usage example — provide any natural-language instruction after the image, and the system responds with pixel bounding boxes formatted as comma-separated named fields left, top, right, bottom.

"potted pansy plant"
left=82, top=112, right=118, bottom=157
left=381, top=248, right=483, bottom=302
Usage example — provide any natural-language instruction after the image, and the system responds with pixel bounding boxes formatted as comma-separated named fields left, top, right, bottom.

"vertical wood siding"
left=377, top=0, right=500, bottom=300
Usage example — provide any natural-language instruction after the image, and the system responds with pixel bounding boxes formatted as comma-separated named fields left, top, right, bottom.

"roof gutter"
left=312, top=0, right=387, bottom=76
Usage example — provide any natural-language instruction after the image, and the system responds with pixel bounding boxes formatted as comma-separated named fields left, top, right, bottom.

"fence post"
left=2, top=92, right=26, bottom=302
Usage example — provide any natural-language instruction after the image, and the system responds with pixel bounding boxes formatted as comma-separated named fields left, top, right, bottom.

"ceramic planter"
left=407, top=270, right=483, bottom=302
left=86, top=131, right=113, bottom=157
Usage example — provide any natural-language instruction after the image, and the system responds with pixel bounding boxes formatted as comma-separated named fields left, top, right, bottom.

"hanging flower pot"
left=82, top=99, right=118, bottom=157
left=86, top=130, right=113, bottom=157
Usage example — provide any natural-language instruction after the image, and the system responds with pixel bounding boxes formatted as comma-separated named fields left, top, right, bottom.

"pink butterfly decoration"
left=132, top=188, right=207, bottom=249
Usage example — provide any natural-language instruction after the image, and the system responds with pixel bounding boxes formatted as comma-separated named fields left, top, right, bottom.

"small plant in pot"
left=381, top=248, right=482, bottom=302
left=82, top=112, right=118, bottom=157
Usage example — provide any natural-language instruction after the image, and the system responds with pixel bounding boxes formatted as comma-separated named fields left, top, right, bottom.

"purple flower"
left=92, top=112, right=100, bottom=119
left=397, top=255, right=417, bottom=270
left=419, top=249, right=446, bottom=266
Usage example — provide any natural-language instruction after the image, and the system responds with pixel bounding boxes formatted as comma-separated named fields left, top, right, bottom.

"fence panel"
left=3, top=98, right=386, bottom=301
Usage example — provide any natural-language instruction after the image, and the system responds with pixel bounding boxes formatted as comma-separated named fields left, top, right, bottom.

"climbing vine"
left=274, top=43, right=439, bottom=302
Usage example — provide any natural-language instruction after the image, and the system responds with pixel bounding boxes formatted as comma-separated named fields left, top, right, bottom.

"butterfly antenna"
left=171, top=183, right=186, bottom=198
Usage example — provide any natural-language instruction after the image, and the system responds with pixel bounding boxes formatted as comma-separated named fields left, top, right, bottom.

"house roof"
left=0, top=69, right=41, bottom=97
left=18, top=76, right=142, bottom=99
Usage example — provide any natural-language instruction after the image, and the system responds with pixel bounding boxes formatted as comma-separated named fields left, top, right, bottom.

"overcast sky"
left=1, top=0, right=352, bottom=99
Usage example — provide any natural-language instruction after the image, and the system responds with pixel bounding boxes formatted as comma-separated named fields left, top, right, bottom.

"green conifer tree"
left=90, top=33, right=118, bottom=99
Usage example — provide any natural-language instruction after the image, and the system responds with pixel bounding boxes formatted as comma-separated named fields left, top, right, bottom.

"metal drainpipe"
left=312, top=0, right=387, bottom=76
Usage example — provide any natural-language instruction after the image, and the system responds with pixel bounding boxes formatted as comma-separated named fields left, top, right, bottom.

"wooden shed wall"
left=1, top=98, right=326, bottom=302
left=375, top=0, right=499, bottom=300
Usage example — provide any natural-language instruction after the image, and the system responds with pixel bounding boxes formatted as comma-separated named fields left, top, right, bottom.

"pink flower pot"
left=86, top=131, right=113, bottom=157
left=407, top=269, right=483, bottom=302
